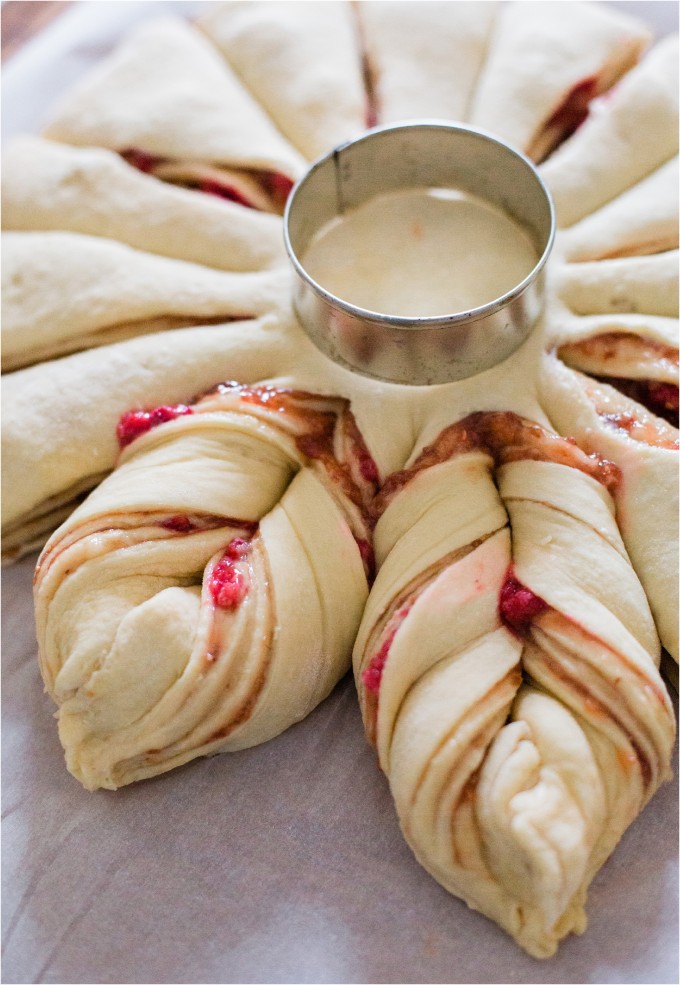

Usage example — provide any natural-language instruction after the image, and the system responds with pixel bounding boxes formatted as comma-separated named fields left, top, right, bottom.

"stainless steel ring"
left=284, top=121, right=555, bottom=386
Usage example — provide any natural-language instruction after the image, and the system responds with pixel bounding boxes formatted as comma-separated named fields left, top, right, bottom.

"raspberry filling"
left=595, top=377, right=679, bottom=428
left=362, top=639, right=391, bottom=695
left=598, top=410, right=679, bottom=450
left=375, top=410, right=621, bottom=515
left=124, top=149, right=257, bottom=208
left=542, top=76, right=597, bottom=145
left=362, top=603, right=412, bottom=695
left=209, top=538, right=251, bottom=610
left=120, top=148, right=292, bottom=211
left=358, top=449, right=380, bottom=484
left=116, top=404, right=193, bottom=448
left=262, top=172, right=294, bottom=209
left=365, top=103, right=378, bottom=129
left=120, top=147, right=161, bottom=172
left=647, top=381, right=679, bottom=419
left=499, top=572, right=548, bottom=636
left=197, top=179, right=256, bottom=210
left=159, top=515, right=195, bottom=533
left=356, top=538, right=376, bottom=583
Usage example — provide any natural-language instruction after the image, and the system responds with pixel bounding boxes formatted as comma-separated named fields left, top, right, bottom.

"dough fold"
left=353, top=411, right=674, bottom=957
left=540, top=35, right=678, bottom=226
left=1, top=137, right=287, bottom=272
left=42, top=17, right=305, bottom=213
left=541, top=248, right=678, bottom=660
left=470, top=1, right=650, bottom=161
left=559, top=157, right=679, bottom=262
left=198, top=1, right=367, bottom=161
left=1, top=317, right=291, bottom=561
left=35, top=383, right=376, bottom=789
left=1, top=230, right=291, bottom=370
left=358, top=1, right=498, bottom=125
left=540, top=357, right=679, bottom=661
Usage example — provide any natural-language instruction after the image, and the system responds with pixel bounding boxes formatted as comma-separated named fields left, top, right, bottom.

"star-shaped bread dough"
left=2, top=1, right=677, bottom=959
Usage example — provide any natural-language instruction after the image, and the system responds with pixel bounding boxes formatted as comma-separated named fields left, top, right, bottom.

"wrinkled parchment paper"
left=2, top=3, right=678, bottom=982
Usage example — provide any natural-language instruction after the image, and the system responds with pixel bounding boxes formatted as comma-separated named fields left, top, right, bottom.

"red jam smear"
left=583, top=377, right=679, bottom=450
left=203, top=380, right=337, bottom=417
left=647, top=381, right=679, bottom=419
left=117, top=404, right=193, bottom=448
left=543, top=76, right=597, bottom=144
left=160, top=515, right=195, bottom=533
left=598, top=411, right=680, bottom=449
left=359, top=38, right=380, bottom=129
left=120, top=149, right=291, bottom=211
left=594, top=376, right=679, bottom=429
left=209, top=538, right=251, bottom=610
left=362, top=647, right=388, bottom=695
left=356, top=538, right=376, bottom=583
left=358, top=448, right=380, bottom=484
left=365, top=104, right=378, bottom=129
left=120, top=147, right=162, bottom=173
left=157, top=515, right=257, bottom=536
left=375, top=410, right=621, bottom=517
left=499, top=570, right=548, bottom=637
left=362, top=603, right=412, bottom=695
left=342, top=412, right=380, bottom=496
left=262, top=172, right=294, bottom=209
left=197, top=179, right=255, bottom=210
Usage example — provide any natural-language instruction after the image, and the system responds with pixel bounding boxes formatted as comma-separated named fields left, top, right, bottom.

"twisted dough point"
left=35, top=383, right=376, bottom=790
left=353, top=411, right=674, bottom=958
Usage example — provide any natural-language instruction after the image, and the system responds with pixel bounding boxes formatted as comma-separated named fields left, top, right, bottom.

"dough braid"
left=35, top=383, right=376, bottom=790
left=353, top=411, right=674, bottom=958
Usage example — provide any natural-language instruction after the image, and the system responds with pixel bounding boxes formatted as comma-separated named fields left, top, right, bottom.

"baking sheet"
left=2, top=3, right=679, bottom=982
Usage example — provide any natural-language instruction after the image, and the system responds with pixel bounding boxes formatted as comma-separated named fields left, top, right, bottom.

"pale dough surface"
left=1, top=230, right=293, bottom=369
left=198, top=1, right=366, bottom=161
left=1, top=136, right=287, bottom=272
left=552, top=252, right=679, bottom=319
left=470, top=1, right=651, bottom=160
left=559, top=156, right=679, bottom=261
left=43, top=16, right=306, bottom=179
left=359, top=1, right=498, bottom=124
left=540, top=34, right=678, bottom=226
left=540, top=356, right=679, bottom=661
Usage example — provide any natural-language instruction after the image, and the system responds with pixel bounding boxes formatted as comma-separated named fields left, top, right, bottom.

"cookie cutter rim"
left=284, top=121, right=556, bottom=386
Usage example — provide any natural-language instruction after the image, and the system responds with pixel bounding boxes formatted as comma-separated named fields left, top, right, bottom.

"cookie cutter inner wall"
left=285, top=122, right=556, bottom=386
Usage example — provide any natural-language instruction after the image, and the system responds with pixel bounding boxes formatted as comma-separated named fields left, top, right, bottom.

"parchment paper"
left=2, top=4, right=678, bottom=983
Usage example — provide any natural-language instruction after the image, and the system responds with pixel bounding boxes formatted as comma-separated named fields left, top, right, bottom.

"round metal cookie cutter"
left=284, top=122, right=556, bottom=386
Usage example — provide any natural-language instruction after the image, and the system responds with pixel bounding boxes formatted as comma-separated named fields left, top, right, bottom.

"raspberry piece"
left=225, top=538, right=251, bottom=560
left=209, top=539, right=251, bottom=610
left=499, top=574, right=548, bottom=636
left=116, top=404, right=192, bottom=448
